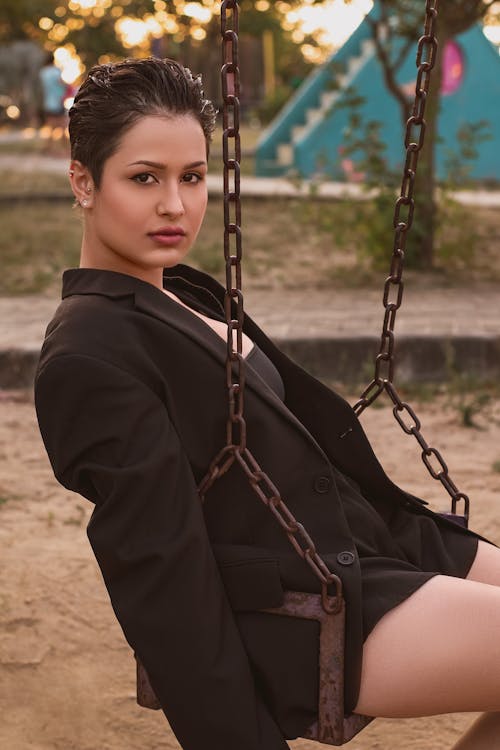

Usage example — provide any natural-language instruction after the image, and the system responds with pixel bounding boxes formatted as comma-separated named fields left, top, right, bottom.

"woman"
left=34, top=57, right=500, bottom=750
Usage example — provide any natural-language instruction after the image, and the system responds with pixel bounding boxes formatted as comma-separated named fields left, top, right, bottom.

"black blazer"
left=35, top=265, right=476, bottom=750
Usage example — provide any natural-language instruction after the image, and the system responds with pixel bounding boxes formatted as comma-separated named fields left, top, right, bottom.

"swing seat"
left=261, top=591, right=373, bottom=745
left=136, top=590, right=373, bottom=745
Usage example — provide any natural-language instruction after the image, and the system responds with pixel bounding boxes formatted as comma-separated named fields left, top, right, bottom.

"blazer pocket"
left=216, top=548, right=319, bottom=738
left=218, top=558, right=285, bottom=612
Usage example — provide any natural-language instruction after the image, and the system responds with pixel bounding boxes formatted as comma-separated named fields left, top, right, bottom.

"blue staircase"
left=255, top=5, right=500, bottom=183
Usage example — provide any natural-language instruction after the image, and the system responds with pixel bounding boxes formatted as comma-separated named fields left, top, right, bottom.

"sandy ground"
left=1, top=388, right=499, bottom=750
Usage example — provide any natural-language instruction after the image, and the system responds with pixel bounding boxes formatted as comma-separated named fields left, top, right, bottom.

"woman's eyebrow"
left=127, top=160, right=207, bottom=169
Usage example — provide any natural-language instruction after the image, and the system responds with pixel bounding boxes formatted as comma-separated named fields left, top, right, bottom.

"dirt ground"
left=1, top=388, right=499, bottom=750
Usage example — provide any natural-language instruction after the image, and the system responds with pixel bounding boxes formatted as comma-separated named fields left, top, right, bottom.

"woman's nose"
left=156, top=184, right=185, bottom=218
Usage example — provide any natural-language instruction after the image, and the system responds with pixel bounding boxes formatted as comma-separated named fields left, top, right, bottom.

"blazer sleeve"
left=35, top=353, right=289, bottom=750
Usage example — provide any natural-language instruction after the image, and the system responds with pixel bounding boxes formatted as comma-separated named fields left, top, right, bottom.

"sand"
left=1, top=388, right=499, bottom=750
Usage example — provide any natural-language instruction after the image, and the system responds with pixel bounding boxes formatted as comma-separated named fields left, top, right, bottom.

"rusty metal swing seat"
left=137, top=0, right=471, bottom=744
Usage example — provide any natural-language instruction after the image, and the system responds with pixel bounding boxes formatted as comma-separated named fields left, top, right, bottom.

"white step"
left=320, top=90, right=339, bottom=110
left=346, top=40, right=374, bottom=76
left=275, top=38, right=375, bottom=166
left=277, top=143, right=294, bottom=166
left=305, top=108, right=324, bottom=126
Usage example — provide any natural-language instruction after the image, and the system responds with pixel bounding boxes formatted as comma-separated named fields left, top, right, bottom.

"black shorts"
left=334, top=468, right=479, bottom=641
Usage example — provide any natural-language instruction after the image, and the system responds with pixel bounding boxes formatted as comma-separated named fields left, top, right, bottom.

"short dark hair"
left=69, top=57, right=217, bottom=187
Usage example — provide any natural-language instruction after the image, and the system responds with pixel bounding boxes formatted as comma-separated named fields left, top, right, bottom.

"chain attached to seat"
left=196, top=1, right=373, bottom=744
left=353, top=0, right=469, bottom=527
left=198, top=0, right=344, bottom=618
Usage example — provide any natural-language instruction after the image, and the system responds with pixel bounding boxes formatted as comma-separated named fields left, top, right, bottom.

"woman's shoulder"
left=36, top=290, right=156, bottom=390
left=42, top=292, right=136, bottom=356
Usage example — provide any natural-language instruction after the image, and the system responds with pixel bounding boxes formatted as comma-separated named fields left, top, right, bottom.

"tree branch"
left=393, top=35, right=416, bottom=74
left=368, top=18, right=412, bottom=125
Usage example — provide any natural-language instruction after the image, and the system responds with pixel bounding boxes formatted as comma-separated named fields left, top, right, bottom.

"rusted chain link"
left=384, top=382, right=470, bottom=520
left=354, top=0, right=439, bottom=411
left=221, top=0, right=245, bottom=452
left=352, top=0, right=469, bottom=524
left=198, top=0, right=342, bottom=614
left=234, top=449, right=343, bottom=613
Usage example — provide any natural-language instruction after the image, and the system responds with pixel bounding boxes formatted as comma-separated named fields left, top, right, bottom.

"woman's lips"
left=148, top=227, right=186, bottom=246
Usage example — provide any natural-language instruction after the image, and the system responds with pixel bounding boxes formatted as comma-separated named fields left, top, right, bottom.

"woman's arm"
left=35, top=353, right=288, bottom=750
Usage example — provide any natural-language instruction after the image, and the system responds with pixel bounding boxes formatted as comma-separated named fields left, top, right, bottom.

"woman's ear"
left=69, top=160, right=94, bottom=209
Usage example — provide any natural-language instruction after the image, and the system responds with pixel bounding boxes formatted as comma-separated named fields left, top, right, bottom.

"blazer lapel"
left=62, top=266, right=327, bottom=457
left=132, top=282, right=327, bottom=455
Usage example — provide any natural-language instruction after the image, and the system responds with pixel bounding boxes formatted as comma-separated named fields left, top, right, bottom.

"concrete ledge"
left=273, top=335, right=500, bottom=384
left=2, top=336, right=500, bottom=390
left=0, top=349, right=40, bottom=390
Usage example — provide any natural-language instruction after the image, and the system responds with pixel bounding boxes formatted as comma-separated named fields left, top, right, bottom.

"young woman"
left=34, top=57, right=500, bottom=750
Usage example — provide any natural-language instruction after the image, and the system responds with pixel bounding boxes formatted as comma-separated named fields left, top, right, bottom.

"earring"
left=86, top=187, right=92, bottom=194
left=81, top=199, right=88, bottom=207
left=69, top=170, right=74, bottom=177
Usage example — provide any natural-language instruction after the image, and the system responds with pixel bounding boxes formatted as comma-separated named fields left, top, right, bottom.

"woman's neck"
left=79, top=239, right=164, bottom=290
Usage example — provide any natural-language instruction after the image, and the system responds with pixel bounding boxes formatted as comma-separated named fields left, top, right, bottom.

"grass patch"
left=0, top=492, right=20, bottom=507
left=190, top=241, right=226, bottom=277
left=0, top=137, right=49, bottom=156
left=331, top=380, right=500, bottom=428
left=0, top=200, right=81, bottom=294
left=0, top=169, right=71, bottom=196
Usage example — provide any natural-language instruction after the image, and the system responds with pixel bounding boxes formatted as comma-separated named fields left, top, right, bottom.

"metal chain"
left=354, top=0, right=439, bottom=406
left=352, top=0, right=469, bottom=524
left=384, top=381, right=470, bottom=519
left=198, top=0, right=342, bottom=615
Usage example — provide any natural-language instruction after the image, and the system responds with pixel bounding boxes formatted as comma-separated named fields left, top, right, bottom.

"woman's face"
left=76, top=113, right=208, bottom=287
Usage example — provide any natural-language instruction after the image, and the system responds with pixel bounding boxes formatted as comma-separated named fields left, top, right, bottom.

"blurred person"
left=39, top=51, right=67, bottom=154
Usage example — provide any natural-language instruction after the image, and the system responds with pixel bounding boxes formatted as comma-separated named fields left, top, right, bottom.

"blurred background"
left=0, top=0, right=375, bottom=131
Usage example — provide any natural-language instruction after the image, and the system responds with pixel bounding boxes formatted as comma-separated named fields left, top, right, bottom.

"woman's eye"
left=182, top=172, right=203, bottom=184
left=132, top=173, right=156, bottom=184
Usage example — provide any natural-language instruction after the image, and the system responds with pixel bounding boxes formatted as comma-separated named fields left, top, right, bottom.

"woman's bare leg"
left=448, top=541, right=500, bottom=749
left=354, top=572, right=500, bottom=717
left=466, top=540, right=500, bottom=586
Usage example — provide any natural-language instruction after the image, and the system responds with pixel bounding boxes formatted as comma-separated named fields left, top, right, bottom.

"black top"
left=164, top=276, right=286, bottom=401
left=246, top=345, right=286, bottom=401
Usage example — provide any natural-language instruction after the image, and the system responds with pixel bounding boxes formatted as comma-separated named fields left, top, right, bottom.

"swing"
left=137, top=0, right=470, bottom=744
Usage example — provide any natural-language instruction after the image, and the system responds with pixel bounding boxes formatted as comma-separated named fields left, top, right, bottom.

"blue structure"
left=255, top=4, right=500, bottom=182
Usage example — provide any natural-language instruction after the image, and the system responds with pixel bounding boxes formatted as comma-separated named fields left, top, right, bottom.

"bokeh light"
left=115, top=17, right=150, bottom=48
left=54, top=45, right=85, bottom=85
left=6, top=105, right=21, bottom=120
left=484, top=24, right=500, bottom=46
left=191, top=26, right=207, bottom=40
left=290, top=0, right=373, bottom=55
left=183, top=2, right=212, bottom=23
left=39, top=17, right=54, bottom=31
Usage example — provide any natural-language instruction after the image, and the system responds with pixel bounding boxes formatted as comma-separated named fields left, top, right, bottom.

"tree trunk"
left=409, top=28, right=447, bottom=269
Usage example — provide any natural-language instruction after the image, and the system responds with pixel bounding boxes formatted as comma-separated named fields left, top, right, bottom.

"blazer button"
left=314, top=475, right=331, bottom=494
left=337, top=551, right=356, bottom=566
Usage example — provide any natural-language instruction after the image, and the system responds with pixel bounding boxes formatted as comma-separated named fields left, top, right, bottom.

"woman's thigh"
left=353, top=573, right=500, bottom=718
left=466, top=539, right=500, bottom=586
